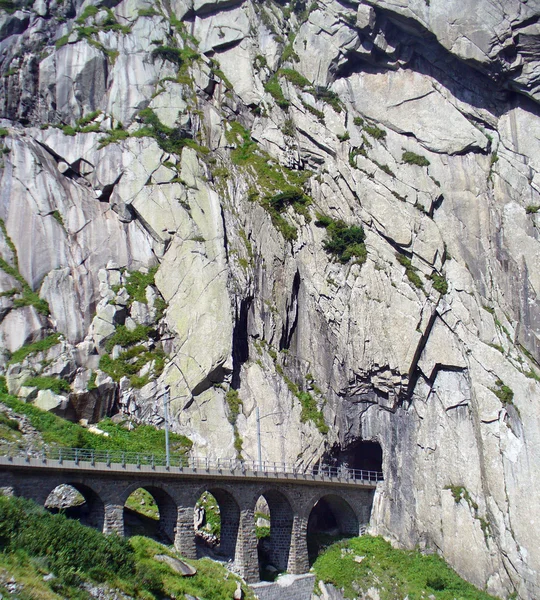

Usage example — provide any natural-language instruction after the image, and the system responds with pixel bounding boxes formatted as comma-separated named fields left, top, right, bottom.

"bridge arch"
left=306, top=492, right=360, bottom=564
left=43, top=481, right=105, bottom=531
left=252, top=487, right=294, bottom=577
left=120, top=482, right=178, bottom=543
left=193, top=485, right=240, bottom=562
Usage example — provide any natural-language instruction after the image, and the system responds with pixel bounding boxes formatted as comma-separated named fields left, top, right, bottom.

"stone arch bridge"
left=0, top=449, right=381, bottom=583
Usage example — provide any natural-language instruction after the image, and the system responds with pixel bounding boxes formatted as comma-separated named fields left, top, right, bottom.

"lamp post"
left=163, top=385, right=170, bottom=468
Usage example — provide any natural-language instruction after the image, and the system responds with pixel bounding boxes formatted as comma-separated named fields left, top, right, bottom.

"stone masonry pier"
left=0, top=453, right=379, bottom=583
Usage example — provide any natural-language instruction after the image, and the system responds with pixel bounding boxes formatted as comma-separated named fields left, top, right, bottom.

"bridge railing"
left=0, top=443, right=383, bottom=483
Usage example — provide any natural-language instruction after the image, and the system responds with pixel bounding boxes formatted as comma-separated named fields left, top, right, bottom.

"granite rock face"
left=1, top=0, right=540, bottom=597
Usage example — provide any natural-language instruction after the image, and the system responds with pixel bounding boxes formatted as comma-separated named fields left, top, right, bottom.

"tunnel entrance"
left=44, top=483, right=104, bottom=531
left=307, top=494, right=359, bottom=564
left=323, top=439, right=383, bottom=475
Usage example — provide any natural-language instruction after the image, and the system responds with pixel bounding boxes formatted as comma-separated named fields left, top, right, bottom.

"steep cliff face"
left=1, top=0, right=540, bottom=597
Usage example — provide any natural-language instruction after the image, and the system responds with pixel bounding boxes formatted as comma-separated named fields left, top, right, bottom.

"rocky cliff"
left=1, top=0, right=539, bottom=597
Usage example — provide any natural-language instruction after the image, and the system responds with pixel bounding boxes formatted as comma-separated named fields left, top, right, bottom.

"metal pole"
left=256, top=406, right=262, bottom=470
left=164, top=385, right=170, bottom=468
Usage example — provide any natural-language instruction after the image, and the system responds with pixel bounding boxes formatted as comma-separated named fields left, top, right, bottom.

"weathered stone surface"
left=1, top=0, right=540, bottom=596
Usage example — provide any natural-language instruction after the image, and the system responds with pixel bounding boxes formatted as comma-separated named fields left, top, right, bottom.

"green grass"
left=0, top=128, right=8, bottom=137
left=364, top=124, right=386, bottom=140
left=313, top=536, right=499, bottom=600
left=8, top=334, right=61, bottom=365
left=126, top=488, right=159, bottom=520
left=123, top=267, right=158, bottom=304
left=396, top=253, right=424, bottom=289
left=0, top=496, right=254, bottom=599
left=402, top=151, right=430, bottom=167
left=133, top=108, right=208, bottom=156
left=264, top=75, right=290, bottom=108
left=430, top=272, right=448, bottom=295
left=491, top=379, right=515, bottom=408
left=98, top=126, right=129, bottom=148
left=24, top=376, right=70, bottom=395
left=526, top=205, right=539, bottom=214
left=0, top=393, right=192, bottom=454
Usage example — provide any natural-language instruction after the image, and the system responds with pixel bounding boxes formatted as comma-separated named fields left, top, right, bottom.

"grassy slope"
left=0, top=393, right=192, bottom=455
left=313, top=536, right=500, bottom=600
left=0, top=495, right=255, bottom=600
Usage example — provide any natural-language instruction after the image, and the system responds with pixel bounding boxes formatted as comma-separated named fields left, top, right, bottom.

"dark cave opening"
left=324, top=440, right=383, bottom=474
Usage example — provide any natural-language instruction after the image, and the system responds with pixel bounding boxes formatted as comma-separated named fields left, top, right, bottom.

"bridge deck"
left=0, top=446, right=382, bottom=488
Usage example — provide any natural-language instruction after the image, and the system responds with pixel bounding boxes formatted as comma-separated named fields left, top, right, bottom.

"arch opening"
left=44, top=483, right=104, bottom=531
left=194, top=489, right=239, bottom=563
left=307, top=494, right=359, bottom=565
left=123, top=486, right=176, bottom=543
left=255, top=490, right=294, bottom=581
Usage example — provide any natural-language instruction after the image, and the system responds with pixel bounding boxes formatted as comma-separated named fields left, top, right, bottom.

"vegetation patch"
left=526, top=205, right=539, bottom=214
left=396, top=253, right=424, bottom=289
left=444, top=486, right=490, bottom=541
left=196, top=492, right=221, bottom=538
left=0, top=393, right=192, bottom=454
left=430, top=272, right=448, bottom=295
left=8, top=334, right=61, bottom=365
left=364, top=123, right=386, bottom=140
left=0, top=496, right=253, bottom=599
left=226, top=122, right=312, bottom=241
left=23, top=376, right=70, bottom=395
left=491, top=379, right=516, bottom=410
left=225, top=389, right=243, bottom=459
left=402, top=151, right=430, bottom=167
left=316, top=215, right=367, bottom=265
left=264, top=75, right=290, bottom=108
left=313, top=536, right=498, bottom=600
left=133, top=108, right=208, bottom=156
left=276, top=364, right=328, bottom=435
left=0, top=219, right=50, bottom=315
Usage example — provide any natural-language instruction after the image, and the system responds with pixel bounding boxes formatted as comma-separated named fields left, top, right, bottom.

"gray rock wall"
left=1, top=0, right=540, bottom=597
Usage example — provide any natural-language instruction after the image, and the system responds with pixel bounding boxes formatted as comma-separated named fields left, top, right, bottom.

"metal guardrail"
left=0, top=444, right=384, bottom=483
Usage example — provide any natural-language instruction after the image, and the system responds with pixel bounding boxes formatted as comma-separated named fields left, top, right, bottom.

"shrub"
left=430, top=272, right=448, bottom=295
left=123, top=266, right=158, bottom=304
left=492, top=379, right=514, bottom=406
left=402, top=151, right=430, bottom=167
left=353, top=116, right=364, bottom=126
left=526, top=205, right=539, bottom=214
left=320, top=219, right=367, bottom=264
left=225, top=389, right=242, bottom=425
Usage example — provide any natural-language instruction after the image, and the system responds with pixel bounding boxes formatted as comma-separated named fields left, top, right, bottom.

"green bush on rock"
left=316, top=216, right=367, bottom=264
